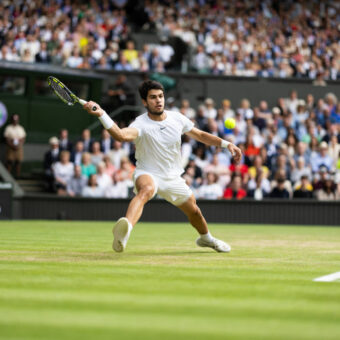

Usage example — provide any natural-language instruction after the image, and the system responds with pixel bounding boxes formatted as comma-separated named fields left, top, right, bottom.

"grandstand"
left=0, top=2, right=340, bottom=340
left=0, top=0, right=339, bottom=225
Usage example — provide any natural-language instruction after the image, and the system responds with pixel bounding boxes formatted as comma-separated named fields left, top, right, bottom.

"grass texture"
left=0, top=220, right=340, bottom=340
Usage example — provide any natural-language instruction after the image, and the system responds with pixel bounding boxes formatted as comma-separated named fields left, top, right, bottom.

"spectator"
left=105, top=172, right=132, bottom=199
left=67, top=165, right=87, bottom=197
left=52, top=150, right=74, bottom=195
left=4, top=114, right=26, bottom=178
left=96, top=162, right=113, bottom=189
left=293, top=175, right=314, bottom=199
left=71, top=141, right=84, bottom=166
left=81, top=152, right=96, bottom=178
left=105, top=74, right=135, bottom=111
left=247, top=171, right=270, bottom=200
left=315, top=178, right=339, bottom=201
left=99, top=129, right=113, bottom=154
left=114, top=53, right=133, bottom=71
left=103, top=155, right=116, bottom=178
left=115, top=156, right=135, bottom=181
left=202, top=98, right=217, bottom=119
left=107, top=140, right=129, bottom=169
left=223, top=174, right=247, bottom=200
left=312, top=142, right=333, bottom=173
left=58, top=128, right=73, bottom=152
left=197, top=172, right=223, bottom=200
left=90, top=141, right=104, bottom=167
left=81, top=174, right=104, bottom=198
left=270, top=177, right=290, bottom=199
left=80, top=129, right=94, bottom=153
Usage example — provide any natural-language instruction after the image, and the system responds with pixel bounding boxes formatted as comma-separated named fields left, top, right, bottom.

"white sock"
left=200, top=231, right=214, bottom=242
left=126, top=219, right=133, bottom=231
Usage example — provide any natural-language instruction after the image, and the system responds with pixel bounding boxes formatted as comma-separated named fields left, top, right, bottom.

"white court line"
left=313, top=272, right=340, bottom=282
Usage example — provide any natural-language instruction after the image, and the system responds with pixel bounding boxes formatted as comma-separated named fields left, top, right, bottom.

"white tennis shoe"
left=196, top=237, right=231, bottom=253
left=112, top=217, right=132, bottom=252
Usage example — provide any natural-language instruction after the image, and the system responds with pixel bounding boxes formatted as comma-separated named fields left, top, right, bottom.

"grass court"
left=0, top=220, right=340, bottom=340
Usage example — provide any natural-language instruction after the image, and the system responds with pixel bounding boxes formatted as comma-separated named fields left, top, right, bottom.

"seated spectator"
left=43, top=136, right=60, bottom=192
left=197, top=172, right=223, bottom=200
left=71, top=141, right=84, bottom=166
left=103, top=155, right=116, bottom=178
left=81, top=129, right=94, bottom=152
left=312, top=141, right=333, bottom=173
left=248, top=155, right=270, bottom=180
left=81, top=152, right=96, bottom=178
left=122, top=40, right=138, bottom=67
left=81, top=174, right=104, bottom=198
left=328, top=135, right=340, bottom=166
left=90, top=141, right=104, bottom=166
left=271, top=169, right=293, bottom=198
left=52, top=150, right=74, bottom=195
left=99, top=129, right=113, bottom=154
left=180, top=99, right=196, bottom=120
left=247, top=170, right=270, bottom=198
left=247, top=172, right=270, bottom=200
left=293, top=175, right=314, bottom=199
left=223, top=174, right=247, bottom=200
left=114, top=53, right=133, bottom=71
left=290, top=156, right=312, bottom=184
left=59, top=128, right=73, bottom=152
left=105, top=74, right=135, bottom=112
left=315, top=178, right=339, bottom=201
left=67, top=165, right=87, bottom=197
left=107, top=140, right=128, bottom=169
left=270, top=177, right=290, bottom=199
left=204, top=153, right=230, bottom=188
left=96, top=162, right=113, bottom=189
left=116, top=156, right=135, bottom=181
left=184, top=157, right=203, bottom=187
left=244, top=135, right=260, bottom=166
left=105, top=172, right=133, bottom=199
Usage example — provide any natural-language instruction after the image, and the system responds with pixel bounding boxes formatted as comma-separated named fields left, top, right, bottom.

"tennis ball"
left=224, top=118, right=236, bottom=129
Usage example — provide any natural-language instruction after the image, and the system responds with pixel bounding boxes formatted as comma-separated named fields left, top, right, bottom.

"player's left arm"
left=185, top=127, right=242, bottom=163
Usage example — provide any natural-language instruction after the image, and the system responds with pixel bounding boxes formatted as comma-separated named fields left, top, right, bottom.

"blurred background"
left=0, top=0, right=339, bottom=224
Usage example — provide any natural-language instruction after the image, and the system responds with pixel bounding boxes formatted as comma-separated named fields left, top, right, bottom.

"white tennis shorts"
left=133, top=169, right=192, bottom=206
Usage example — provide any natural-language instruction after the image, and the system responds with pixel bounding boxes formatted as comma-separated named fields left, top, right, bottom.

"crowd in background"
left=0, top=0, right=339, bottom=81
left=44, top=88, right=340, bottom=200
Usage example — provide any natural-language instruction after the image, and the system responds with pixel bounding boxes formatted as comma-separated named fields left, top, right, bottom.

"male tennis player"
left=83, top=80, right=242, bottom=253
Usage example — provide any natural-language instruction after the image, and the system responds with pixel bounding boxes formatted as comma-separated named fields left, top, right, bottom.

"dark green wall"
left=0, top=63, right=104, bottom=143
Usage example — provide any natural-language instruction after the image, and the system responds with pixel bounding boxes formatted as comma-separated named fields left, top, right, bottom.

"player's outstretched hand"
left=83, top=101, right=103, bottom=117
left=227, top=143, right=242, bottom=164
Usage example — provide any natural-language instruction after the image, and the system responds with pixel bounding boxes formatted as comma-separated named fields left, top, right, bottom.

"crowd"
left=0, top=0, right=339, bottom=81
left=43, top=89, right=340, bottom=200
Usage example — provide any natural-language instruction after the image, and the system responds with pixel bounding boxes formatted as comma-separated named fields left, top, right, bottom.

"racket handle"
left=79, top=99, right=97, bottom=111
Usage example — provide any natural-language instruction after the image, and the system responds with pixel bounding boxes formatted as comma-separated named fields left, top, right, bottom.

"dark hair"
left=138, top=80, right=164, bottom=100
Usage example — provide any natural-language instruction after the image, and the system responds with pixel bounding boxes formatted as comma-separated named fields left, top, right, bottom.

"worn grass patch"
left=0, top=220, right=340, bottom=340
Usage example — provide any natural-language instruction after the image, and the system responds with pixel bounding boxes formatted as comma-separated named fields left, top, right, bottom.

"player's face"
left=144, top=89, right=165, bottom=116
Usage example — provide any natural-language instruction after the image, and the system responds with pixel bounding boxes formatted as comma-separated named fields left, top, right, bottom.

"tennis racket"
left=47, top=76, right=97, bottom=111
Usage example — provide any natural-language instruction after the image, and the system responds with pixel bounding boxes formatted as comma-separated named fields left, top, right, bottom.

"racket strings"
left=49, top=79, right=75, bottom=105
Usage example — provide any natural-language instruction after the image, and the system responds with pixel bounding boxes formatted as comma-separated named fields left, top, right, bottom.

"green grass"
left=0, top=221, right=340, bottom=340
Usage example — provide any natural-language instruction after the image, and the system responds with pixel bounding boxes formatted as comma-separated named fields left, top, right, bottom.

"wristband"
left=98, top=112, right=114, bottom=129
left=221, top=140, right=231, bottom=148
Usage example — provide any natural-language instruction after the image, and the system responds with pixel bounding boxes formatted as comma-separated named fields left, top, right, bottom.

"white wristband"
left=98, top=112, right=114, bottom=129
left=221, top=140, right=231, bottom=148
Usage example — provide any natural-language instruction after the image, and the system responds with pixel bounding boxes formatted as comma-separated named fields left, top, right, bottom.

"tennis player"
left=83, top=80, right=242, bottom=253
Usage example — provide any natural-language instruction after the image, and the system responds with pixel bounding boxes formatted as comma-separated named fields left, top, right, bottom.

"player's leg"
left=112, top=174, right=156, bottom=252
left=177, top=195, right=231, bottom=253
left=126, top=174, right=156, bottom=226
left=177, top=194, right=208, bottom=234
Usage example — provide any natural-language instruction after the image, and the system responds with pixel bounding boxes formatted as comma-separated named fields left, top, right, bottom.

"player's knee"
left=191, top=205, right=203, bottom=219
left=138, top=185, right=154, bottom=201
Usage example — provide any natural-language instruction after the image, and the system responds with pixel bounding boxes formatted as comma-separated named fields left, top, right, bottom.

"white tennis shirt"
left=129, top=110, right=194, bottom=178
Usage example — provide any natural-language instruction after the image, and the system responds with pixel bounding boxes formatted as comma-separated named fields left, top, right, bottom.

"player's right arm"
left=83, top=101, right=138, bottom=142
